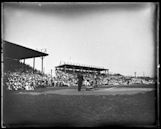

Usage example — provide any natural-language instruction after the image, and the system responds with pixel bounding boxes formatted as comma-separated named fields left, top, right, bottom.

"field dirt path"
left=18, top=87, right=154, bottom=96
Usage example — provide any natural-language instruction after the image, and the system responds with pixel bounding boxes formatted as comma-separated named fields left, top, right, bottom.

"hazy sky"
left=2, top=2, right=156, bottom=77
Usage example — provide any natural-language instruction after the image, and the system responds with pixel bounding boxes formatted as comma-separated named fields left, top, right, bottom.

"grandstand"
left=55, top=63, right=109, bottom=74
left=2, top=40, right=49, bottom=90
left=55, top=63, right=109, bottom=87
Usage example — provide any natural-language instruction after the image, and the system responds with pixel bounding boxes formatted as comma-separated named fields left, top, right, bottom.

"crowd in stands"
left=55, top=70, right=103, bottom=87
left=97, top=74, right=155, bottom=86
left=4, top=71, right=52, bottom=91
left=54, top=70, right=155, bottom=87
left=55, top=70, right=78, bottom=87
left=3, top=59, right=52, bottom=91
left=3, top=59, right=155, bottom=91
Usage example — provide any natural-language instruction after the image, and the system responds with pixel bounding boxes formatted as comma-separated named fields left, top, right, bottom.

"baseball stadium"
left=2, top=40, right=158, bottom=127
left=2, top=2, right=160, bottom=128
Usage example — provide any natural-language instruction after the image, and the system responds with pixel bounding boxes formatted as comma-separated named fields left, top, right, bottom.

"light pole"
left=134, top=72, right=136, bottom=78
left=51, top=69, right=52, bottom=78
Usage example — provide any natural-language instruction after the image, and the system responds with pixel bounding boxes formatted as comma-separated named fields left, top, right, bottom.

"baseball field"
left=3, top=84, right=157, bottom=127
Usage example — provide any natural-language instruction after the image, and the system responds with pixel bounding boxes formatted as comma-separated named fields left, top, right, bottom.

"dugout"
left=2, top=40, right=48, bottom=73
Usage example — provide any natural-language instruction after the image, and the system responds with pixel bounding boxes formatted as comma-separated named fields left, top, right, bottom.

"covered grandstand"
left=2, top=40, right=49, bottom=91
left=55, top=63, right=109, bottom=75
left=55, top=63, right=109, bottom=87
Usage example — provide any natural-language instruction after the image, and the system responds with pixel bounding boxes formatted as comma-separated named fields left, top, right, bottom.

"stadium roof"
left=55, top=63, right=108, bottom=72
left=3, top=40, right=48, bottom=59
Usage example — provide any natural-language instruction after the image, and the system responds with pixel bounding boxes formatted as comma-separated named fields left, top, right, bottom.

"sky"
left=2, top=2, right=156, bottom=77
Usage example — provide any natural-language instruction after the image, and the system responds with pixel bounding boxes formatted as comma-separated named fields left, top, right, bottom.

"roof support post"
left=33, top=57, right=35, bottom=73
left=23, top=59, right=25, bottom=71
left=51, top=69, right=52, bottom=78
left=73, top=67, right=74, bottom=74
left=41, top=56, right=44, bottom=74
left=64, top=66, right=66, bottom=73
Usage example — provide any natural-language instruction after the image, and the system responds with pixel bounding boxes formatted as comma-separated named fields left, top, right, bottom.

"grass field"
left=3, top=84, right=157, bottom=127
